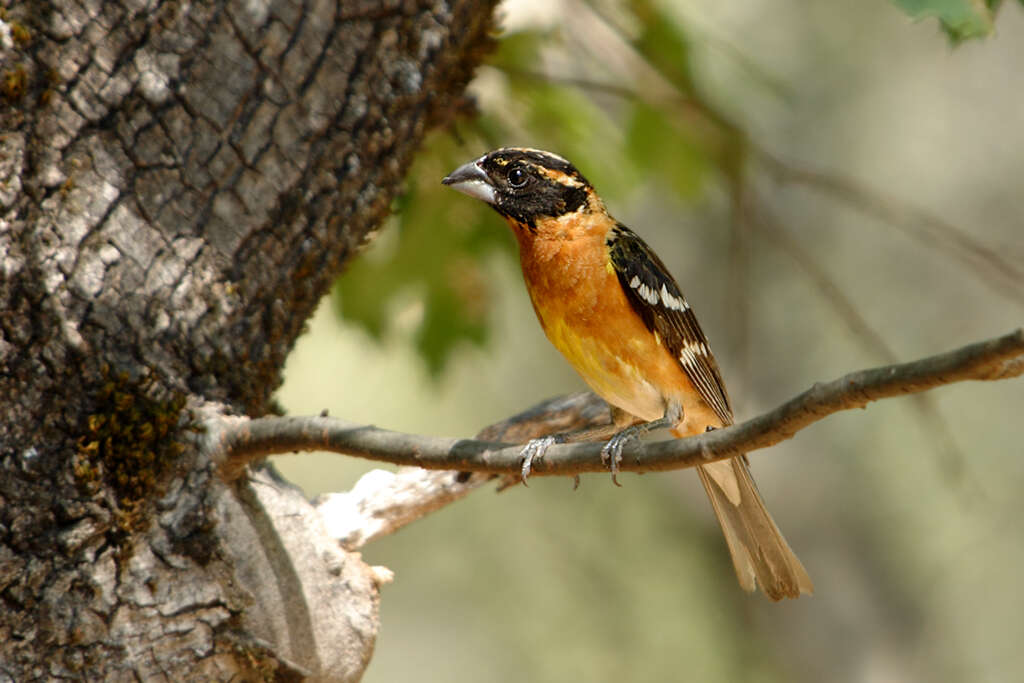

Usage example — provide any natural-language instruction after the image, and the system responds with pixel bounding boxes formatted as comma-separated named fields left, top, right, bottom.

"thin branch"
left=211, top=330, right=1024, bottom=480
left=313, top=392, right=611, bottom=549
left=756, top=153, right=1024, bottom=309
left=751, top=191, right=973, bottom=485
left=495, top=66, right=742, bottom=141
left=727, top=178, right=753, bottom=398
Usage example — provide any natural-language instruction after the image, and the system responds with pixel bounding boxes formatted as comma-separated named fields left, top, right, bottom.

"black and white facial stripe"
left=442, top=148, right=591, bottom=229
left=607, top=224, right=732, bottom=424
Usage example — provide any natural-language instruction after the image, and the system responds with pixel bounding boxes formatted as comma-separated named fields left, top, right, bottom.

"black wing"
left=607, top=224, right=733, bottom=425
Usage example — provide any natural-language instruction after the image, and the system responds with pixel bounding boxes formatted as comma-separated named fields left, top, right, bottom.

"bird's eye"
left=507, top=166, right=528, bottom=188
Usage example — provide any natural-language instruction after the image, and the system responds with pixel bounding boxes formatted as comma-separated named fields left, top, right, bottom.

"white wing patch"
left=629, top=274, right=689, bottom=310
left=679, top=338, right=708, bottom=357
left=638, top=283, right=659, bottom=305
left=659, top=284, right=688, bottom=311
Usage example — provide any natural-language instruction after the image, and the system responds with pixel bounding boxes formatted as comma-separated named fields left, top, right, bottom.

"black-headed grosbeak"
left=443, top=148, right=812, bottom=600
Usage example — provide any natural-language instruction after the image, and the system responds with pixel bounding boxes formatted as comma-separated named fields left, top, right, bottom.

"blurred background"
left=275, top=1, right=1024, bottom=681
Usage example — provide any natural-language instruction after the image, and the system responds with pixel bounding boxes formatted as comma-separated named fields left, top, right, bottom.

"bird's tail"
left=695, top=457, right=813, bottom=601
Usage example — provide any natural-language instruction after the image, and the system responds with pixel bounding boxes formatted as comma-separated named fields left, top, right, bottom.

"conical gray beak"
left=442, top=159, right=496, bottom=205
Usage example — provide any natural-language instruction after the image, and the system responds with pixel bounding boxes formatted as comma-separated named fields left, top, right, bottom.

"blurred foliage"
left=890, top=0, right=1019, bottom=42
left=334, top=0, right=1017, bottom=374
left=332, top=134, right=512, bottom=375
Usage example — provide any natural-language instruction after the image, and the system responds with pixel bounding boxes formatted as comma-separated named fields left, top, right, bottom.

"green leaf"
left=625, top=100, right=712, bottom=199
left=489, top=34, right=640, bottom=198
left=333, top=131, right=513, bottom=376
left=491, top=30, right=547, bottom=68
left=891, top=0, right=1002, bottom=43
left=627, top=0, right=696, bottom=96
left=518, top=82, right=637, bottom=197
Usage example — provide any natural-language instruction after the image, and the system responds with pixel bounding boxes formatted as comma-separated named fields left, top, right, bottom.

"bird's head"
left=442, top=148, right=601, bottom=232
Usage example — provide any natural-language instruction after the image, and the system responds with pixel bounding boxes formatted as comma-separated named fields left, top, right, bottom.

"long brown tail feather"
left=696, top=458, right=813, bottom=601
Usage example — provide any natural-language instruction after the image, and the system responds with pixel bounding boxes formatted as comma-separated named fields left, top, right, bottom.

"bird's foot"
left=601, top=427, right=642, bottom=487
left=519, top=435, right=563, bottom=485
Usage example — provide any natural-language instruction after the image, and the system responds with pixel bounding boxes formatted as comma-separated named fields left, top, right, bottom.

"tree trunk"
left=0, top=0, right=495, bottom=678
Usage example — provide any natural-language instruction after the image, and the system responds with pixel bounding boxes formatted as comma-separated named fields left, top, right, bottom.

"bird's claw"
left=601, top=431, right=636, bottom=487
left=519, top=436, right=557, bottom=486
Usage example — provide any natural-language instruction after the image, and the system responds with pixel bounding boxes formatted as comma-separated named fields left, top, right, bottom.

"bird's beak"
left=442, top=158, right=496, bottom=205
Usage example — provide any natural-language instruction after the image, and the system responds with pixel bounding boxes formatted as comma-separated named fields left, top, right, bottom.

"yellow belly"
left=543, top=316, right=666, bottom=422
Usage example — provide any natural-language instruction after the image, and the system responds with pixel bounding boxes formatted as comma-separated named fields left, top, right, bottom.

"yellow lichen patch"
left=2, top=66, right=28, bottom=102
left=75, top=367, right=192, bottom=537
left=10, top=21, right=31, bottom=47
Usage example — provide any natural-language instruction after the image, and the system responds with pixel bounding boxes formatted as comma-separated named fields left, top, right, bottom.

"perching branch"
left=210, top=329, right=1024, bottom=482
left=313, top=391, right=611, bottom=549
left=750, top=191, right=973, bottom=484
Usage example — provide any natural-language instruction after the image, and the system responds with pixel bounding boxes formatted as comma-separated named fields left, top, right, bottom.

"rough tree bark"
left=0, top=0, right=496, bottom=679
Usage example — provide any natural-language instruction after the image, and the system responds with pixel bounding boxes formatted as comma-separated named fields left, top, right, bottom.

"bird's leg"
left=519, top=423, right=622, bottom=486
left=601, top=402, right=683, bottom=486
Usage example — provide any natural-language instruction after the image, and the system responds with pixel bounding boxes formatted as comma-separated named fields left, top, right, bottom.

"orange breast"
left=516, top=231, right=721, bottom=434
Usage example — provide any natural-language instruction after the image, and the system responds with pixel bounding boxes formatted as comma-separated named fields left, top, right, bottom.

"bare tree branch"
left=313, top=392, right=610, bottom=549
left=750, top=192, right=973, bottom=485
left=211, top=330, right=1023, bottom=481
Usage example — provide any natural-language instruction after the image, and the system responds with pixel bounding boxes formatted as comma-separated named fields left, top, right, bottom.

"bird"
left=442, top=147, right=812, bottom=600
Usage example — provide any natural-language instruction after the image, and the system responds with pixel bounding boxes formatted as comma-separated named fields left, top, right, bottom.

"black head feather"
left=443, top=148, right=592, bottom=228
